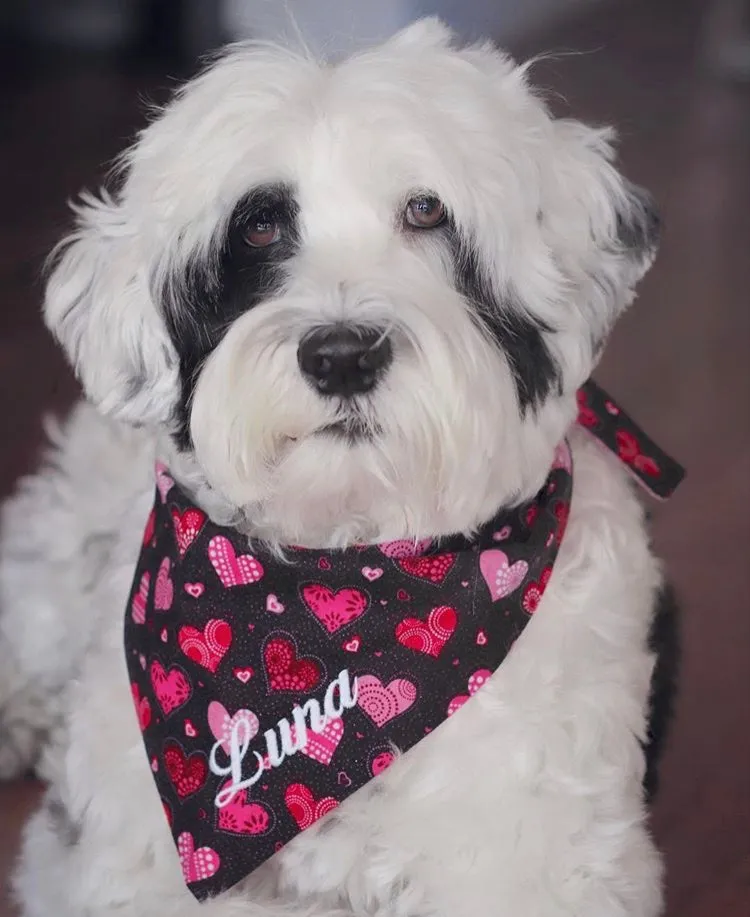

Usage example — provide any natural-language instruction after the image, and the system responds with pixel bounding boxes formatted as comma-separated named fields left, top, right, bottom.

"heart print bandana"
left=124, top=380, right=683, bottom=900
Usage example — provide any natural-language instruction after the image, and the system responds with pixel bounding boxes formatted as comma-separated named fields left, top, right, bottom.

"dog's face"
left=45, top=20, right=659, bottom=545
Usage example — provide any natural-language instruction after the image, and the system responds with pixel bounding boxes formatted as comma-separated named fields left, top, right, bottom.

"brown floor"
left=1, top=0, right=748, bottom=914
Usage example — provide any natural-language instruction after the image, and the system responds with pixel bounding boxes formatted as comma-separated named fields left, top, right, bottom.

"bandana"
left=125, top=380, right=683, bottom=901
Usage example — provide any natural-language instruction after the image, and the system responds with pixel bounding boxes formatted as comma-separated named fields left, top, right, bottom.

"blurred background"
left=0, top=1, right=748, bottom=915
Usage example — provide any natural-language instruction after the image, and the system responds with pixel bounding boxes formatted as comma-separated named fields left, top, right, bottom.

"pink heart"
left=208, top=535, right=264, bottom=588
left=155, top=462, right=174, bottom=502
left=266, top=594, right=285, bottom=614
left=361, top=566, right=383, bottom=582
left=207, top=701, right=259, bottom=755
left=357, top=675, right=417, bottom=727
left=150, top=661, right=191, bottom=715
left=447, top=668, right=492, bottom=716
left=297, top=718, right=344, bottom=766
left=234, top=667, right=254, bottom=684
left=479, top=550, right=528, bottom=601
left=378, top=538, right=431, bottom=559
left=177, top=832, right=220, bottom=884
left=216, top=784, right=273, bottom=836
left=492, top=525, right=512, bottom=542
left=301, top=584, right=369, bottom=634
left=131, top=572, right=149, bottom=623
left=184, top=582, right=204, bottom=598
left=154, top=557, right=174, bottom=611
left=184, top=719, right=197, bottom=738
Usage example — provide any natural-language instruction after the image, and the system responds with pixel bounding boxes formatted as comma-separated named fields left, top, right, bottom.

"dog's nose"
left=297, top=325, right=392, bottom=397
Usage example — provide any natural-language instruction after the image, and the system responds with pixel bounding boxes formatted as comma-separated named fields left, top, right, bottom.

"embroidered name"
left=209, top=669, right=358, bottom=807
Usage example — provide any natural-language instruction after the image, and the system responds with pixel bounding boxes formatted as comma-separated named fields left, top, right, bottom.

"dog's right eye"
left=242, top=211, right=282, bottom=248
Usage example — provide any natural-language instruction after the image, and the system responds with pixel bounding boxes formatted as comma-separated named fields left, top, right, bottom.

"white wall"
left=222, top=0, right=604, bottom=53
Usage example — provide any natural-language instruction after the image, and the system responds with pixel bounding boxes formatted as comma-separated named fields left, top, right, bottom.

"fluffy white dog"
left=0, top=19, right=675, bottom=917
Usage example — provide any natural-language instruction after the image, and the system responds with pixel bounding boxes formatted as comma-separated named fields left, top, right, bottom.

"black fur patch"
left=449, top=226, right=560, bottom=412
left=617, top=180, right=661, bottom=255
left=162, top=183, right=300, bottom=448
left=643, top=582, right=680, bottom=801
left=44, top=794, right=82, bottom=848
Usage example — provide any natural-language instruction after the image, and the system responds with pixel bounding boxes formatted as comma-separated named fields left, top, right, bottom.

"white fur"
left=1, top=19, right=665, bottom=917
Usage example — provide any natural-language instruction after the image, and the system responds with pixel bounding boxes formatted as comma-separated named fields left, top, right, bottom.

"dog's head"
left=45, top=20, right=659, bottom=545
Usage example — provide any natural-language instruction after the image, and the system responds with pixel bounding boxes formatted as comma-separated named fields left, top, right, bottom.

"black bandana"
left=124, top=381, right=683, bottom=901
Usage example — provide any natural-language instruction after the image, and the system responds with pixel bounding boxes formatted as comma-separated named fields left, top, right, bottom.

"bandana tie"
left=124, top=380, right=683, bottom=901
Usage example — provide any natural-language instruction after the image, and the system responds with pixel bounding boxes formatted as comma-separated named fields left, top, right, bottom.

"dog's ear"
left=387, top=17, right=454, bottom=51
left=44, top=190, right=179, bottom=425
left=541, top=118, right=660, bottom=358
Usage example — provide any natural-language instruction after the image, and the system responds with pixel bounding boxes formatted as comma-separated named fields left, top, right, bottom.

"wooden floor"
left=1, top=0, right=748, bottom=914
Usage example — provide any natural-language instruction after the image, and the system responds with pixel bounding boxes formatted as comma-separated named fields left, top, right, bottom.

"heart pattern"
left=172, top=508, right=206, bottom=556
left=301, top=584, right=369, bottom=634
left=284, top=783, right=338, bottom=830
left=125, top=416, right=575, bottom=901
left=131, top=683, right=152, bottom=731
left=178, top=832, right=220, bottom=885
left=357, top=675, right=417, bottom=727
left=163, top=740, right=208, bottom=798
left=479, top=550, right=529, bottom=601
left=154, top=557, right=174, bottom=611
left=447, top=668, right=493, bottom=717
left=208, top=536, right=264, bottom=588
left=263, top=635, right=322, bottom=692
left=298, top=718, right=344, bottom=766
left=395, top=606, right=457, bottom=657
left=207, top=702, right=259, bottom=756
left=396, top=553, right=456, bottom=585
left=217, top=784, right=274, bottom=836
left=150, top=661, right=191, bottom=715
left=178, top=619, right=232, bottom=674
left=131, top=572, right=150, bottom=624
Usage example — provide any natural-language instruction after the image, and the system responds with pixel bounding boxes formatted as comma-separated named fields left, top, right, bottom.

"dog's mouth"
left=316, top=416, right=374, bottom=442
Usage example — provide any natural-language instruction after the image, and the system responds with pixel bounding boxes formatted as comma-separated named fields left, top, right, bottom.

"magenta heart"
left=297, top=718, right=344, bottom=766
left=208, top=535, right=264, bottom=588
left=479, top=549, right=528, bottom=601
left=184, top=582, right=204, bottom=598
left=357, top=674, right=417, bottom=727
left=301, top=583, right=369, bottom=634
left=217, top=786, right=273, bottom=836
left=150, top=661, right=191, bottom=715
left=177, top=832, right=220, bottom=884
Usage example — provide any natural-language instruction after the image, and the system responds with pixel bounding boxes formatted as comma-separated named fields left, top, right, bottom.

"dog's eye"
left=405, top=195, right=446, bottom=229
left=242, top=210, right=282, bottom=248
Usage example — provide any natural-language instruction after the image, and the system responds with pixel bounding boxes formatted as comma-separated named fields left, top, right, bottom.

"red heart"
left=342, top=635, right=361, bottom=652
left=130, top=683, right=151, bottom=731
left=264, top=635, right=322, bottom=692
left=233, top=667, right=254, bottom=684
left=184, top=719, right=197, bottom=738
left=163, top=740, right=208, bottom=798
left=142, top=509, right=155, bottom=547
left=284, top=782, right=338, bottom=830
left=301, top=583, right=369, bottom=634
left=396, top=606, right=457, bottom=657
left=178, top=618, right=232, bottom=674
left=171, top=507, right=207, bottom=556
left=397, top=553, right=456, bottom=585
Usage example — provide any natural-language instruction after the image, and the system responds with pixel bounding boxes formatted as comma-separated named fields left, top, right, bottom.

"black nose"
left=297, top=325, right=393, bottom=397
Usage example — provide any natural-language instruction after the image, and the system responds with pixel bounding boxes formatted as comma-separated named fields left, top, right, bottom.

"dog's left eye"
left=405, top=195, right=446, bottom=229
left=242, top=211, right=282, bottom=248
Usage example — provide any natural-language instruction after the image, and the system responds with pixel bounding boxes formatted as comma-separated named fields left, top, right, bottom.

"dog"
left=0, top=19, right=676, bottom=917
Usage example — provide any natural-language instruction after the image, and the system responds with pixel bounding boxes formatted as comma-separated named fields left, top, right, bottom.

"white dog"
left=0, top=19, right=677, bottom=917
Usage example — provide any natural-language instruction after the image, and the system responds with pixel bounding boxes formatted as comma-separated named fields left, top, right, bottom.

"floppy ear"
left=44, top=190, right=179, bottom=426
left=541, top=118, right=660, bottom=362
